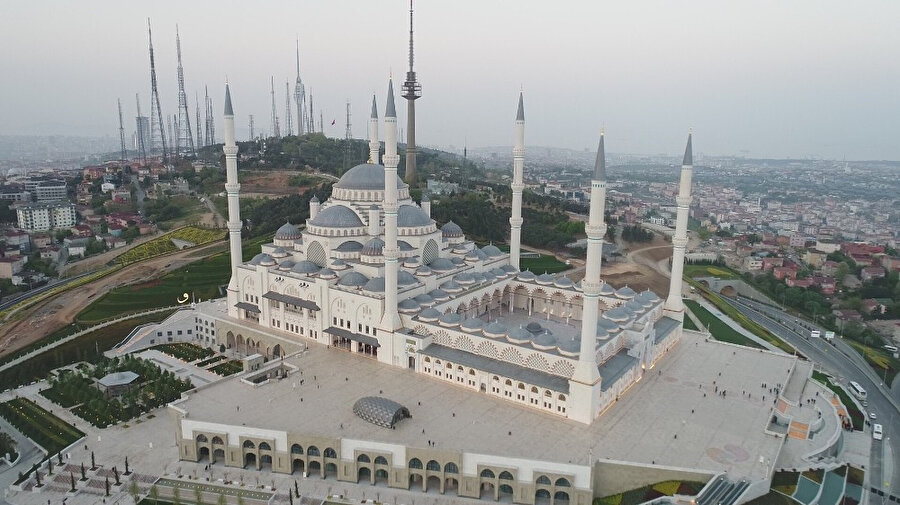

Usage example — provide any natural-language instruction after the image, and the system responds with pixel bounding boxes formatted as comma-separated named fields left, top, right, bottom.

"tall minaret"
left=401, top=0, right=421, bottom=185
left=569, top=132, right=607, bottom=423
left=368, top=95, right=379, bottom=164
left=380, top=79, right=402, bottom=331
left=664, top=134, right=694, bottom=321
left=223, top=84, right=242, bottom=318
left=509, top=92, right=525, bottom=271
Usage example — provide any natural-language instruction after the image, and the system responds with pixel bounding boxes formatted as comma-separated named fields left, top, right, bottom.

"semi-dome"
left=292, top=260, right=320, bottom=274
left=419, top=307, right=441, bottom=321
left=460, top=318, right=485, bottom=333
left=334, top=163, right=405, bottom=190
left=398, top=271, right=418, bottom=286
left=441, top=221, right=463, bottom=238
left=363, top=277, right=385, bottom=293
left=361, top=237, right=385, bottom=256
left=338, top=271, right=369, bottom=287
left=334, top=240, right=364, bottom=252
left=398, top=205, right=432, bottom=227
left=482, top=244, right=503, bottom=257
left=275, top=222, right=301, bottom=240
left=309, top=205, right=364, bottom=228
left=398, top=240, right=416, bottom=251
left=429, top=258, right=454, bottom=271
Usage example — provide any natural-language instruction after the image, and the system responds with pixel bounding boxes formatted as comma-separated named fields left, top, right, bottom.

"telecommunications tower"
left=147, top=18, right=168, bottom=162
left=175, top=25, right=195, bottom=156
left=117, top=98, right=127, bottom=161
left=270, top=77, right=281, bottom=138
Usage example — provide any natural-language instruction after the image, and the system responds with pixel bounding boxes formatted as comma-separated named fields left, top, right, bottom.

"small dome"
left=415, top=266, right=433, bottom=276
left=362, top=237, right=385, bottom=256
left=270, top=247, right=288, bottom=258
left=615, top=286, right=636, bottom=299
left=460, top=318, right=485, bottom=332
left=419, top=307, right=442, bottom=321
left=338, top=271, right=369, bottom=287
left=278, top=260, right=295, bottom=271
left=574, top=280, right=583, bottom=292
left=398, top=271, right=418, bottom=286
left=253, top=253, right=276, bottom=267
left=557, top=338, right=580, bottom=357
left=398, top=298, right=421, bottom=313
left=600, top=283, right=616, bottom=295
left=554, top=277, right=574, bottom=288
left=441, top=221, right=463, bottom=238
left=531, top=332, right=557, bottom=350
left=454, top=273, right=475, bottom=285
left=398, top=205, right=433, bottom=228
left=438, top=312, right=462, bottom=327
left=292, top=260, right=320, bottom=274
left=501, top=264, right=518, bottom=273
left=596, top=327, right=611, bottom=341
left=352, top=396, right=410, bottom=429
left=413, top=293, right=434, bottom=306
left=318, top=268, right=337, bottom=279
left=604, top=306, right=632, bottom=322
left=428, top=288, right=450, bottom=301
left=330, top=258, right=349, bottom=269
left=536, top=273, right=554, bottom=285
left=311, top=195, right=319, bottom=203
left=364, top=277, right=386, bottom=293
left=334, top=163, right=405, bottom=190
left=481, top=271, right=495, bottom=282
left=597, top=318, right=620, bottom=332
left=275, top=222, right=301, bottom=240
left=309, top=205, right=364, bottom=228
left=482, top=244, right=503, bottom=257
left=450, top=257, right=465, bottom=265
left=506, top=327, right=532, bottom=344
left=474, top=248, right=489, bottom=260
left=402, top=257, right=419, bottom=267
left=441, top=280, right=463, bottom=293
left=452, top=244, right=469, bottom=255
left=525, top=322, right=545, bottom=334
left=429, top=258, right=455, bottom=271
left=465, top=251, right=480, bottom=262
left=625, top=300, right=645, bottom=313
left=635, top=291, right=660, bottom=306
left=335, top=240, right=364, bottom=252
left=517, top=270, right=536, bottom=281
left=490, top=267, right=507, bottom=278
left=484, top=322, right=508, bottom=338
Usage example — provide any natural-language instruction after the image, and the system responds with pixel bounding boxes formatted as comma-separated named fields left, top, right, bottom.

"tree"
left=129, top=480, right=140, bottom=503
left=0, top=432, right=15, bottom=458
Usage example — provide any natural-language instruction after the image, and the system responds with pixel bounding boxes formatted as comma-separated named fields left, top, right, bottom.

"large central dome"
left=334, top=163, right=405, bottom=190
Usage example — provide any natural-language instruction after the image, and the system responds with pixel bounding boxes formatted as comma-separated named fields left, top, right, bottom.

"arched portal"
left=358, top=467, right=372, bottom=484
left=292, top=458, right=305, bottom=475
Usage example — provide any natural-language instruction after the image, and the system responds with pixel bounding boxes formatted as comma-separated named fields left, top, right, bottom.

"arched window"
left=504, top=379, right=512, bottom=386
left=409, top=458, right=423, bottom=469
left=536, top=475, right=551, bottom=485
left=492, top=376, right=500, bottom=382
left=424, top=357, right=431, bottom=363
left=499, top=471, right=514, bottom=481
left=536, top=489, right=551, bottom=498
left=426, top=460, right=441, bottom=471
left=307, top=446, right=320, bottom=457
left=242, top=440, right=255, bottom=449
left=531, top=387, right=539, bottom=394
left=544, top=390, right=552, bottom=397
left=258, top=442, right=271, bottom=451
left=211, top=436, right=224, bottom=445
left=324, top=448, right=337, bottom=458
left=291, top=444, right=303, bottom=454
left=445, top=361, right=452, bottom=369
left=480, top=469, right=495, bottom=479
left=457, top=365, right=464, bottom=372
left=469, top=369, right=476, bottom=375
left=555, top=478, right=571, bottom=487
left=518, top=383, right=525, bottom=390
left=558, top=394, right=567, bottom=402
left=435, top=360, right=442, bottom=366
left=374, top=456, right=388, bottom=465
left=444, top=462, right=459, bottom=474
left=554, top=491, right=570, bottom=502
left=196, top=434, right=208, bottom=443
left=357, top=454, right=370, bottom=463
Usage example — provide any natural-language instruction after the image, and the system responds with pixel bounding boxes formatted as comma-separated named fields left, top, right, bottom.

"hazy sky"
left=2, top=1, right=899, bottom=160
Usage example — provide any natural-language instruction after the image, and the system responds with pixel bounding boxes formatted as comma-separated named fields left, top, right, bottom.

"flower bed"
left=210, top=360, right=243, bottom=376
left=152, top=343, right=214, bottom=362
left=117, top=226, right=225, bottom=266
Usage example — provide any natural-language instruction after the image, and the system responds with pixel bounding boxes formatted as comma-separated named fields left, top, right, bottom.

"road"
left=723, top=296, right=899, bottom=499
left=0, top=417, right=43, bottom=505
left=0, top=272, right=92, bottom=311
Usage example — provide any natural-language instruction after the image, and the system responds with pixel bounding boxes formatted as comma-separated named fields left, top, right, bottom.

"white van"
left=873, top=423, right=883, bottom=441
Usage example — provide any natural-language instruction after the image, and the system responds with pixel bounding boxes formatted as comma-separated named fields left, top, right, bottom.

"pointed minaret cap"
left=516, top=92, right=525, bottom=121
left=370, top=95, right=378, bottom=119
left=224, top=84, right=234, bottom=116
left=385, top=79, right=396, bottom=118
left=682, top=133, right=693, bottom=166
left=593, top=131, right=606, bottom=180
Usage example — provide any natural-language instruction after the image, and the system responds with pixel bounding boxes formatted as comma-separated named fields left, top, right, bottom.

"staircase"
left=697, top=476, right=750, bottom=505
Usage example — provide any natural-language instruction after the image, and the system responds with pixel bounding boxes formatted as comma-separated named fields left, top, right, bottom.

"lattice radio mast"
left=270, top=77, right=280, bottom=138
left=284, top=81, right=293, bottom=136
left=135, top=93, right=147, bottom=165
left=117, top=98, right=127, bottom=161
left=147, top=18, right=168, bottom=162
left=175, top=25, right=195, bottom=156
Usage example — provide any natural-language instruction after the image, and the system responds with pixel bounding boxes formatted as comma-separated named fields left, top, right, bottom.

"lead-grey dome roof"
left=482, top=244, right=503, bottom=257
left=429, top=258, right=455, bottom=271
left=309, top=205, right=364, bottom=228
left=275, top=222, right=301, bottom=240
left=364, top=277, right=385, bottom=293
left=419, top=307, right=441, bottom=321
left=398, top=270, right=418, bottom=286
left=334, top=240, right=364, bottom=252
left=338, top=271, right=369, bottom=287
left=292, top=260, right=320, bottom=274
left=334, top=163, right=405, bottom=190
left=398, top=205, right=432, bottom=227
left=352, top=396, right=410, bottom=428
left=361, top=237, right=385, bottom=256
left=441, top=221, right=463, bottom=238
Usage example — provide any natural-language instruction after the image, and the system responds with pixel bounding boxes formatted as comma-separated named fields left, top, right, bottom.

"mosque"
left=182, top=79, right=695, bottom=425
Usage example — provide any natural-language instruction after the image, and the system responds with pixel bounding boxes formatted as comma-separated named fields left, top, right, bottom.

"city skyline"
left=1, top=1, right=899, bottom=159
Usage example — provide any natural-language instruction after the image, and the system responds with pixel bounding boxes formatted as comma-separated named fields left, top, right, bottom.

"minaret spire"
left=664, top=133, right=694, bottom=319
left=402, top=0, right=421, bottom=185
left=223, top=83, right=242, bottom=318
left=368, top=95, right=380, bottom=164
left=380, top=78, right=402, bottom=334
left=509, top=91, right=525, bottom=271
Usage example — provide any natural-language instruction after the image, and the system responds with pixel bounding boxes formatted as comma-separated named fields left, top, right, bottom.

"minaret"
left=380, top=79, right=402, bottom=332
left=509, top=92, right=525, bottom=270
left=569, top=132, right=607, bottom=423
left=223, top=84, right=242, bottom=318
left=368, top=95, right=380, bottom=164
left=401, top=0, right=421, bottom=185
left=664, top=134, right=694, bottom=320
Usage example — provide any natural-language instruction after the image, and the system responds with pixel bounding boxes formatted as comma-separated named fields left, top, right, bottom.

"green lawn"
left=152, top=343, right=214, bottom=362
left=520, top=254, right=571, bottom=274
left=594, top=480, right=708, bottom=505
left=684, top=299, right=763, bottom=349
left=117, top=226, right=225, bottom=266
left=78, top=236, right=270, bottom=323
left=811, top=371, right=864, bottom=430
left=683, top=264, right=741, bottom=279
left=0, top=398, right=85, bottom=455
left=210, top=360, right=243, bottom=376
left=683, top=314, right=700, bottom=331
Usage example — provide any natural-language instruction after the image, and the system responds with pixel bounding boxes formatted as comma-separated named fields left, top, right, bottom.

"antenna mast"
left=249, top=115, right=255, bottom=141
left=284, top=81, right=293, bottom=136
left=270, top=76, right=280, bottom=138
left=117, top=98, right=127, bottom=161
left=135, top=93, right=147, bottom=165
left=343, top=100, right=352, bottom=170
left=294, top=39, right=306, bottom=136
left=204, top=86, right=215, bottom=145
left=402, top=0, right=422, bottom=185
left=175, top=25, right=195, bottom=156
left=195, top=92, right=202, bottom=148
left=147, top=18, right=168, bottom=163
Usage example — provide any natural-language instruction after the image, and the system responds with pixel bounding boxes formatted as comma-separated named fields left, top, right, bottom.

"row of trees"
left=621, top=224, right=654, bottom=242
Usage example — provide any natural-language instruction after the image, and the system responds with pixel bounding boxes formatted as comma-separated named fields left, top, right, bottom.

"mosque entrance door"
left=408, top=356, right=416, bottom=369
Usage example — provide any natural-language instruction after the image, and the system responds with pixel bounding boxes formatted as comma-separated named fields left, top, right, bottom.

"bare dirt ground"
left=604, top=238, right=674, bottom=295
left=0, top=240, right=225, bottom=359
left=60, top=232, right=160, bottom=277
left=241, top=170, right=306, bottom=196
